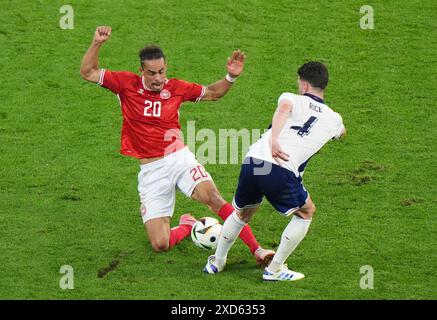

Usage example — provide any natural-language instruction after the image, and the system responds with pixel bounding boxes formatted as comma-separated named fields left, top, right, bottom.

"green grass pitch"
left=0, top=0, right=436, bottom=299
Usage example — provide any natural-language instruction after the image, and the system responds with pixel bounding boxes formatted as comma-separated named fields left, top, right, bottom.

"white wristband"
left=225, top=73, right=237, bottom=83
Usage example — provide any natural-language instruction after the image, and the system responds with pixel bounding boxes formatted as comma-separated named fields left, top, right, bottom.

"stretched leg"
left=267, top=197, right=315, bottom=272
left=174, top=152, right=273, bottom=264
left=192, top=180, right=273, bottom=262
left=204, top=207, right=258, bottom=273
left=214, top=207, right=259, bottom=265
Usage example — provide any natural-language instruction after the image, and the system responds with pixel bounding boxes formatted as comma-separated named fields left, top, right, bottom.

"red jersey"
left=98, top=69, right=205, bottom=158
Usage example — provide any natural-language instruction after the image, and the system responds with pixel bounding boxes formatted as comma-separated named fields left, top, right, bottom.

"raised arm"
left=200, top=50, right=246, bottom=101
left=270, top=100, right=292, bottom=165
left=80, top=26, right=112, bottom=83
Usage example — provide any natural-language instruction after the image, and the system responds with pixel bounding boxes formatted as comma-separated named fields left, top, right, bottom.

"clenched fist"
left=94, top=26, right=112, bottom=44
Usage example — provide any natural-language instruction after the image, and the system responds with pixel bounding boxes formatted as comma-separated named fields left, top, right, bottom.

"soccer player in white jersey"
left=204, top=61, right=346, bottom=281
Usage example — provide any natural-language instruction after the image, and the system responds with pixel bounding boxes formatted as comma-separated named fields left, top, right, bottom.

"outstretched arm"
left=80, top=26, right=112, bottom=83
left=201, top=50, right=246, bottom=101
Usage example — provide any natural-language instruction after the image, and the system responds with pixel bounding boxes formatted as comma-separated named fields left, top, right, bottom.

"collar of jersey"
left=303, top=93, right=324, bottom=104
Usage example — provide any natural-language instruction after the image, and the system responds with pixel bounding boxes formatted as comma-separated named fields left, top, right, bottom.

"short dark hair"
left=297, top=61, right=329, bottom=90
left=139, top=45, right=166, bottom=68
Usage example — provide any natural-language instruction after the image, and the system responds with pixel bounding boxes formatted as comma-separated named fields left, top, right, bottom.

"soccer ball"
left=191, top=217, right=222, bottom=250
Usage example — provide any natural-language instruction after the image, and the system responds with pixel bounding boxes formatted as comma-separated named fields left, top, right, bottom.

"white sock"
left=214, top=211, right=246, bottom=266
left=268, top=215, right=312, bottom=272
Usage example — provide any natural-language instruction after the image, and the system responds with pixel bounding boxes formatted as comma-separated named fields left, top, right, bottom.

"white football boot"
left=262, top=264, right=305, bottom=281
left=203, top=255, right=225, bottom=274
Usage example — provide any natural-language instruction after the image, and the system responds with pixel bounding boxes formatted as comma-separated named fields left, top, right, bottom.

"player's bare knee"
left=237, top=212, right=251, bottom=223
left=297, top=204, right=316, bottom=219
left=236, top=208, right=256, bottom=223
left=151, top=243, right=169, bottom=252
left=309, top=203, right=316, bottom=216
left=151, top=239, right=169, bottom=252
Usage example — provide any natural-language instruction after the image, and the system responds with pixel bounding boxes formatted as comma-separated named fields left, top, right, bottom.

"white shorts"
left=138, top=147, right=212, bottom=223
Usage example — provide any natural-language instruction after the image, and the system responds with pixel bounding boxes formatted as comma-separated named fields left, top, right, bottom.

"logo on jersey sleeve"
left=160, top=89, right=171, bottom=99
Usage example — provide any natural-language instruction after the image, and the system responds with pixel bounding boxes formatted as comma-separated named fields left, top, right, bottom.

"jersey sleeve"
left=332, top=112, right=345, bottom=139
left=278, top=92, right=298, bottom=106
left=97, top=69, right=127, bottom=94
left=177, top=80, right=206, bottom=102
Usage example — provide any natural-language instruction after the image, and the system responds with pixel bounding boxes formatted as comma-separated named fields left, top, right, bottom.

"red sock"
left=218, top=203, right=260, bottom=254
left=168, top=224, right=191, bottom=249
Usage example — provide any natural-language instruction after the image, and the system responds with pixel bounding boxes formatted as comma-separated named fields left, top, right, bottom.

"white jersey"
left=246, top=92, right=344, bottom=177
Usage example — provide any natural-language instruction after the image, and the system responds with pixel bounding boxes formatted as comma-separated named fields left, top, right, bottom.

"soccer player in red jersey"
left=80, top=26, right=274, bottom=265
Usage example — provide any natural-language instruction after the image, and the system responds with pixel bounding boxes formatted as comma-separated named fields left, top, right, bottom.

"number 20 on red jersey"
left=144, top=100, right=161, bottom=117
